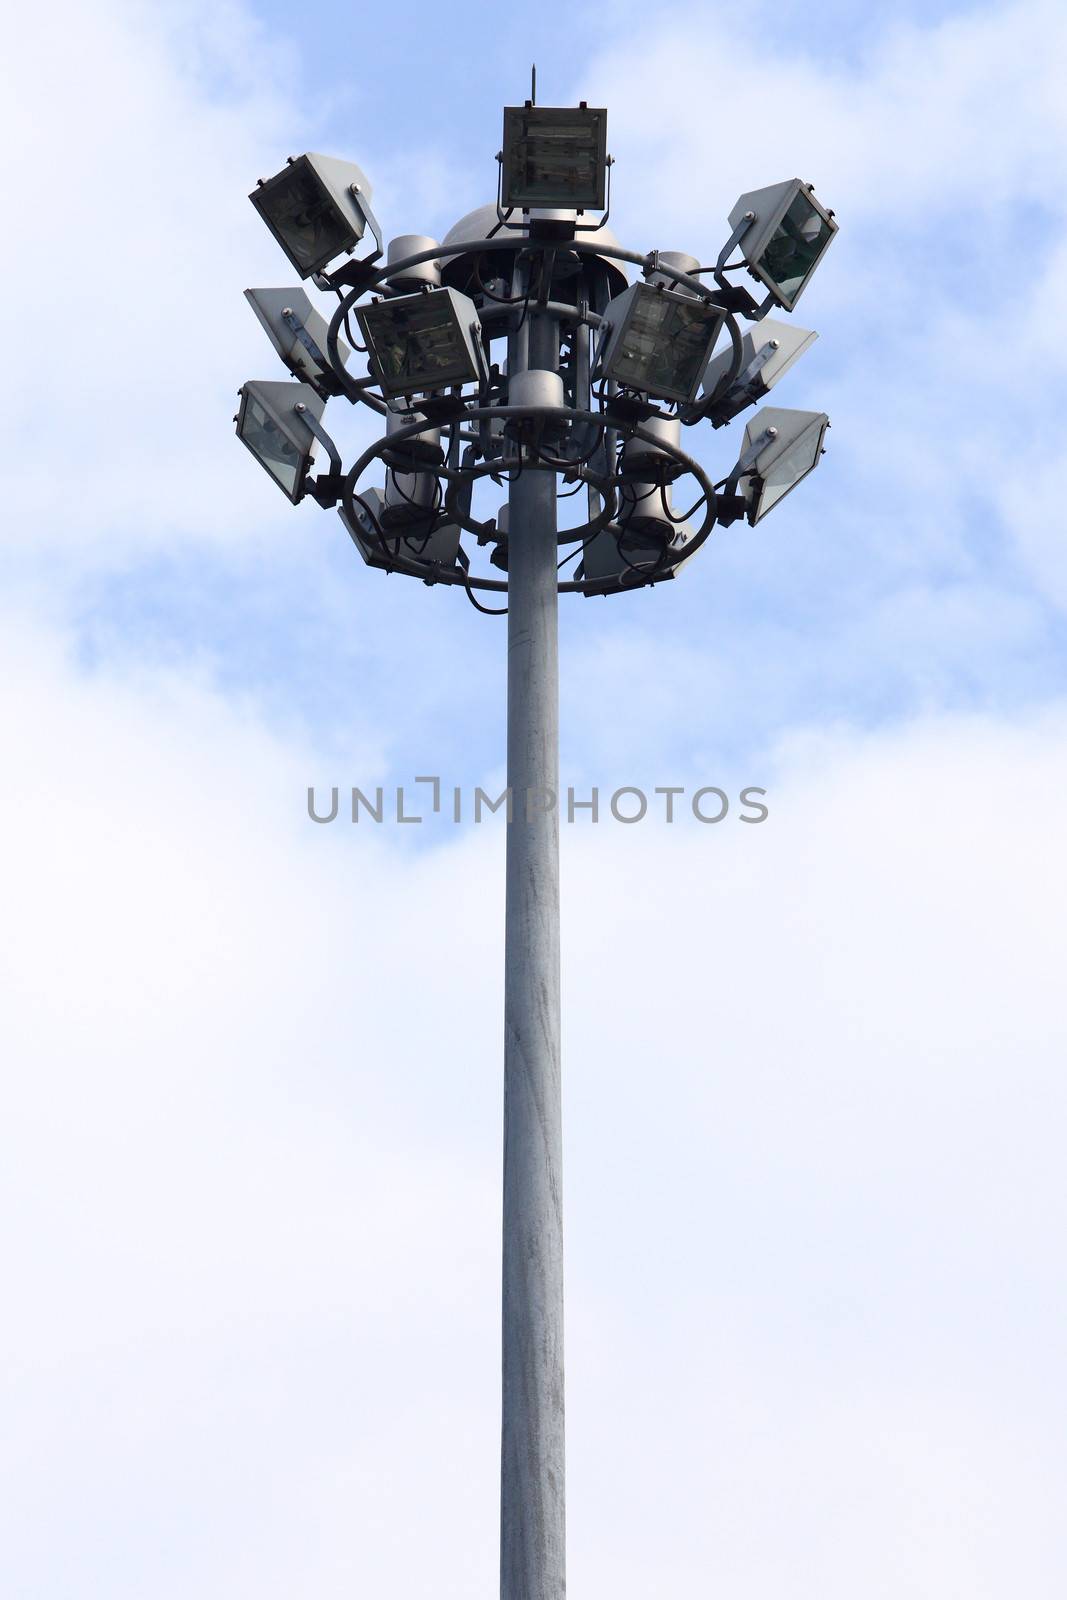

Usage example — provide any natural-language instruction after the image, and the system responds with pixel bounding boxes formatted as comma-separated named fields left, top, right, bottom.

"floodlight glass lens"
left=612, top=291, right=718, bottom=400
left=241, top=394, right=303, bottom=495
left=258, top=163, right=352, bottom=273
left=757, top=191, right=834, bottom=303
left=503, top=108, right=606, bottom=208
left=363, top=298, right=468, bottom=390
left=758, top=420, right=824, bottom=517
left=510, top=126, right=595, bottom=198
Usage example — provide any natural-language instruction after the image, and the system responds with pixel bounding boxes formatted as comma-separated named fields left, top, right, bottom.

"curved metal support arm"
left=340, top=400, right=714, bottom=591
left=353, top=187, right=384, bottom=261
left=281, top=308, right=328, bottom=370
left=351, top=402, right=709, bottom=498
left=411, top=234, right=713, bottom=299
left=715, top=424, right=777, bottom=524
left=623, top=422, right=718, bottom=568
left=355, top=235, right=672, bottom=296
left=715, top=212, right=755, bottom=281
left=642, top=249, right=720, bottom=305
left=679, top=311, right=745, bottom=424
left=295, top=404, right=342, bottom=476
left=478, top=299, right=603, bottom=330
left=325, top=287, right=387, bottom=412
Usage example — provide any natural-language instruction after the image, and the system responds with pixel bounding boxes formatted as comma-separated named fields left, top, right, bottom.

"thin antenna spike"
left=531, top=63, right=536, bottom=105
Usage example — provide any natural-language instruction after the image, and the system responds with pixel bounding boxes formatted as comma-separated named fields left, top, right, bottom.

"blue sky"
left=2, top=2, right=1067, bottom=1596
left=28, top=0, right=1061, bottom=797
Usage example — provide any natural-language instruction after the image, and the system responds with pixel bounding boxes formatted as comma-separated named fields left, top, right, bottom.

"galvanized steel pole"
left=500, top=305, right=565, bottom=1600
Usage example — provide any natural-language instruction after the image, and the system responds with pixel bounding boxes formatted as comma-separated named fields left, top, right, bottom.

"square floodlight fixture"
left=236, top=380, right=324, bottom=503
left=502, top=105, right=607, bottom=211
left=250, top=153, right=374, bottom=279
left=578, top=517, right=694, bottom=592
left=356, top=287, right=485, bottom=399
left=339, top=493, right=463, bottom=573
left=244, top=287, right=349, bottom=393
left=737, top=406, right=829, bottom=523
left=702, top=319, right=818, bottom=419
left=595, top=282, right=726, bottom=404
left=729, top=180, right=837, bottom=312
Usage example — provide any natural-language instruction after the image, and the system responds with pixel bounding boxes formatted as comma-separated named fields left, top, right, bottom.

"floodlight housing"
left=340, top=491, right=463, bottom=573
left=501, top=105, right=608, bottom=211
left=244, top=287, right=349, bottom=396
left=236, top=380, right=324, bottom=503
left=736, top=406, right=829, bottom=524
left=251, top=153, right=374, bottom=279
left=357, top=287, right=486, bottom=399
left=729, top=180, right=837, bottom=312
left=579, top=508, right=695, bottom=592
left=595, top=282, right=726, bottom=404
left=702, top=319, right=818, bottom=420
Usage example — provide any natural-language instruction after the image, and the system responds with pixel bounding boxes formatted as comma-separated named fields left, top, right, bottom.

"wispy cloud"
left=2, top=4, right=1066, bottom=1594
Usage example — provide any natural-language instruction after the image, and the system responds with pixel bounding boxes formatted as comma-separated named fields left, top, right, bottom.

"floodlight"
left=735, top=406, right=829, bottom=523
left=340, top=491, right=463, bottom=573
left=357, top=287, right=486, bottom=399
left=235, top=380, right=324, bottom=503
left=244, top=287, right=349, bottom=396
left=502, top=105, right=608, bottom=211
left=729, top=180, right=837, bottom=312
left=251, top=153, right=375, bottom=279
left=595, top=282, right=726, bottom=404
left=701, top=319, right=817, bottom=421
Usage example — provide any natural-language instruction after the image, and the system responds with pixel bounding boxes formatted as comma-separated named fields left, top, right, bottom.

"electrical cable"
left=664, top=486, right=707, bottom=523
left=465, top=580, right=508, bottom=615
left=473, top=255, right=524, bottom=305
left=386, top=464, right=443, bottom=516
left=557, top=530, right=601, bottom=572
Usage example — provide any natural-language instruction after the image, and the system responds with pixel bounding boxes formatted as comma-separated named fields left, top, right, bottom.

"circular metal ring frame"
left=325, top=232, right=734, bottom=598
left=341, top=405, right=718, bottom=597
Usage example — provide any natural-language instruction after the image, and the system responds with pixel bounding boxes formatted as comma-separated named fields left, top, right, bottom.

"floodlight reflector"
left=236, top=380, right=324, bottom=502
left=244, top=287, right=349, bottom=393
left=502, top=105, right=608, bottom=210
left=702, top=319, right=817, bottom=419
left=737, top=406, right=828, bottom=523
left=340, top=492, right=463, bottom=573
left=595, top=282, right=726, bottom=403
left=357, top=287, right=485, bottom=398
left=729, top=180, right=837, bottom=311
left=251, top=153, right=374, bottom=279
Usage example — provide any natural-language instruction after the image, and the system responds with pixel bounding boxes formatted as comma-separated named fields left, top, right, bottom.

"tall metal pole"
left=501, top=305, right=565, bottom=1600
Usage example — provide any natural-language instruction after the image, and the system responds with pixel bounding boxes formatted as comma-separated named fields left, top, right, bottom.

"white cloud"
left=3, top=3, right=1067, bottom=1594
left=588, top=0, right=1067, bottom=230
left=0, top=0, right=383, bottom=561
left=583, top=0, right=1067, bottom=616
left=2, top=602, right=1066, bottom=1596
